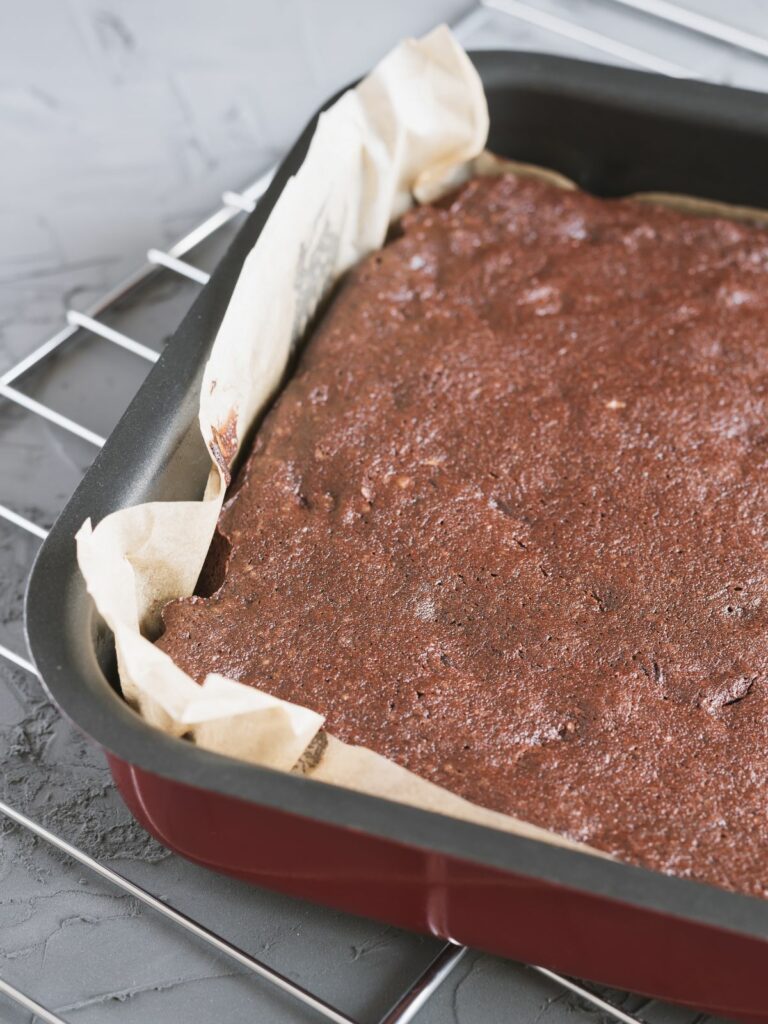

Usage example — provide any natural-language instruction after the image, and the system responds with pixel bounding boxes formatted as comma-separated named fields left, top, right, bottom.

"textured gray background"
left=1, top=1, right=768, bottom=1021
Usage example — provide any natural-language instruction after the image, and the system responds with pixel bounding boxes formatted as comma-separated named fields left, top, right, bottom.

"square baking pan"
left=26, top=51, right=768, bottom=1023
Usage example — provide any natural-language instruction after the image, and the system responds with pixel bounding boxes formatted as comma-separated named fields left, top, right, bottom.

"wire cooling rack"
left=2, top=2, right=768, bottom=1021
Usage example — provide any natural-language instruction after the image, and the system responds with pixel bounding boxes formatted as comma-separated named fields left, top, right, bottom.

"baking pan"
left=26, top=52, right=768, bottom=1022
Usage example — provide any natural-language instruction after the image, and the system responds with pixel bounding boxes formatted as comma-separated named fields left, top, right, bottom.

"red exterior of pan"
left=109, top=754, right=768, bottom=1022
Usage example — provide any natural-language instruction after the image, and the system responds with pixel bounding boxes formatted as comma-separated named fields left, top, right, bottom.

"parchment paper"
left=76, top=27, right=766, bottom=858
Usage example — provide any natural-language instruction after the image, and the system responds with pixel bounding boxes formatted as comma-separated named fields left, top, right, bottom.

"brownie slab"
left=158, top=174, right=768, bottom=897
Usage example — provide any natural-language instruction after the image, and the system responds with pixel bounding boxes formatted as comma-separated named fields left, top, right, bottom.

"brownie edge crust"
left=158, top=173, right=768, bottom=897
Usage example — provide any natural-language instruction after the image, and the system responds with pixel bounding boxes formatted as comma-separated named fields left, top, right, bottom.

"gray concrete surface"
left=1, top=1, right=767, bottom=1021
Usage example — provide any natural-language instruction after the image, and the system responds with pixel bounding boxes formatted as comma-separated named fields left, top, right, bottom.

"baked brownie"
left=158, top=173, right=768, bottom=897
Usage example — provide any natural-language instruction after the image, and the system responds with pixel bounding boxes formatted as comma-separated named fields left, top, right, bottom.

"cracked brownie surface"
left=158, top=173, right=768, bottom=896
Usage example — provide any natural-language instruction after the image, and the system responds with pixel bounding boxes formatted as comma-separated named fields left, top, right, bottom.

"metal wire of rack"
left=1, top=2, right=767, bottom=1021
